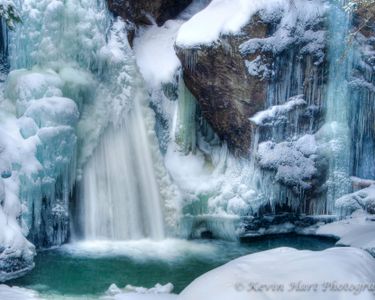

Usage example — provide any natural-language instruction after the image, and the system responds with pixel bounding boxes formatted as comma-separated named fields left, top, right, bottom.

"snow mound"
left=134, top=20, right=183, bottom=87
left=317, top=210, right=375, bottom=256
left=176, top=0, right=287, bottom=47
left=180, top=247, right=375, bottom=300
left=335, top=185, right=375, bottom=215
left=0, top=285, right=43, bottom=300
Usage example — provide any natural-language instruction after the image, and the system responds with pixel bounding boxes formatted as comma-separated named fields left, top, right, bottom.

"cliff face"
left=175, top=17, right=269, bottom=154
left=175, top=3, right=328, bottom=155
left=107, top=0, right=192, bottom=26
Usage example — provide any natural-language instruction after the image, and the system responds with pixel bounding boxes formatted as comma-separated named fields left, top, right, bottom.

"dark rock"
left=176, top=16, right=269, bottom=155
left=176, top=10, right=328, bottom=155
left=0, top=247, right=34, bottom=282
left=354, top=3, right=375, bottom=38
left=107, top=0, right=192, bottom=26
left=239, top=213, right=338, bottom=242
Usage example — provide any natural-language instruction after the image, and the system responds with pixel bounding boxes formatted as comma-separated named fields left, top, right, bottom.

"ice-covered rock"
left=257, top=135, right=318, bottom=191
left=175, top=0, right=327, bottom=153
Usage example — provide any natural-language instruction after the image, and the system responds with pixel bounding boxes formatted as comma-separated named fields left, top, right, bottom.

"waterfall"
left=4, top=0, right=169, bottom=245
left=81, top=88, right=165, bottom=241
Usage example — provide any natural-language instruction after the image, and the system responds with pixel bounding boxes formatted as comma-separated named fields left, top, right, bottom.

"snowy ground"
left=317, top=210, right=375, bottom=256
left=179, top=247, right=375, bottom=300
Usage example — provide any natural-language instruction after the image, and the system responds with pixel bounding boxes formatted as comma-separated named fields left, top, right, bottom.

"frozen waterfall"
left=3, top=0, right=170, bottom=245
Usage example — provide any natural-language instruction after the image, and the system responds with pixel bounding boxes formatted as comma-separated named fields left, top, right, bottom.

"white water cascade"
left=81, top=90, right=166, bottom=240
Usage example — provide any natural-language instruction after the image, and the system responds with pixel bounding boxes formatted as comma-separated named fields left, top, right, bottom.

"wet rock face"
left=176, top=17, right=270, bottom=155
left=107, top=0, right=192, bottom=26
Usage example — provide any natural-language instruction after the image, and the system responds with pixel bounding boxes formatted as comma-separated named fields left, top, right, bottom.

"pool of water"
left=8, top=235, right=336, bottom=299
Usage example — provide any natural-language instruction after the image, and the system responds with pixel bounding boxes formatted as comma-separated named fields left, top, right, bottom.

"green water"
left=8, top=235, right=336, bottom=298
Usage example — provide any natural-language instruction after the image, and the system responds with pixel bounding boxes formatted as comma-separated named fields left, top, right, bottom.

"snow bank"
left=133, top=0, right=211, bottom=86
left=335, top=185, right=375, bottom=215
left=134, top=20, right=183, bottom=87
left=317, top=210, right=375, bottom=256
left=0, top=285, right=43, bottom=300
left=176, top=0, right=287, bottom=47
left=180, top=247, right=375, bottom=300
left=176, top=0, right=326, bottom=51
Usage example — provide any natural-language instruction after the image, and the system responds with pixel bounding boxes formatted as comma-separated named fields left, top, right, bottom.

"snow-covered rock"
left=103, top=283, right=177, bottom=300
left=180, top=247, right=375, bottom=300
left=250, top=95, right=306, bottom=126
left=257, top=135, right=319, bottom=191
left=175, top=0, right=327, bottom=153
left=335, top=185, right=375, bottom=215
left=317, top=210, right=375, bottom=256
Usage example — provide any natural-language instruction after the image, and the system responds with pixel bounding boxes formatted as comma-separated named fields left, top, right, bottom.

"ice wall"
left=0, top=0, right=179, bottom=254
left=146, top=0, right=375, bottom=239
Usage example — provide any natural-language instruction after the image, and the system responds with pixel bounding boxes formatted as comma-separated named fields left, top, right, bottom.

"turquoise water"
left=8, top=235, right=336, bottom=298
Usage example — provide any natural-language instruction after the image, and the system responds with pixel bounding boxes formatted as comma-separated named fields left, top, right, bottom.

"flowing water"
left=8, top=236, right=336, bottom=299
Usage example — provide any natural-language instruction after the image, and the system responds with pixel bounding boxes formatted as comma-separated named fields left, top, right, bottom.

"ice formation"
left=0, top=0, right=181, bottom=278
left=0, top=0, right=374, bottom=284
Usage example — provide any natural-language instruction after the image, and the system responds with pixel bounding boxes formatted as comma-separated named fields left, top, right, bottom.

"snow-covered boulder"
left=335, top=185, right=375, bottom=215
left=180, top=247, right=375, bottom=300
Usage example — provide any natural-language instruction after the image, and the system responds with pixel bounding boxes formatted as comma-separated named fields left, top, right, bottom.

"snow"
left=335, top=185, right=375, bottom=214
left=239, top=0, right=327, bottom=59
left=317, top=210, right=375, bottom=256
left=103, top=283, right=177, bottom=300
left=176, top=0, right=287, bottom=47
left=176, top=0, right=326, bottom=53
left=250, top=95, right=306, bottom=125
left=0, top=285, right=42, bottom=300
left=134, top=20, right=183, bottom=87
left=180, top=247, right=375, bottom=300
left=257, top=135, right=318, bottom=190
left=106, top=293, right=177, bottom=300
